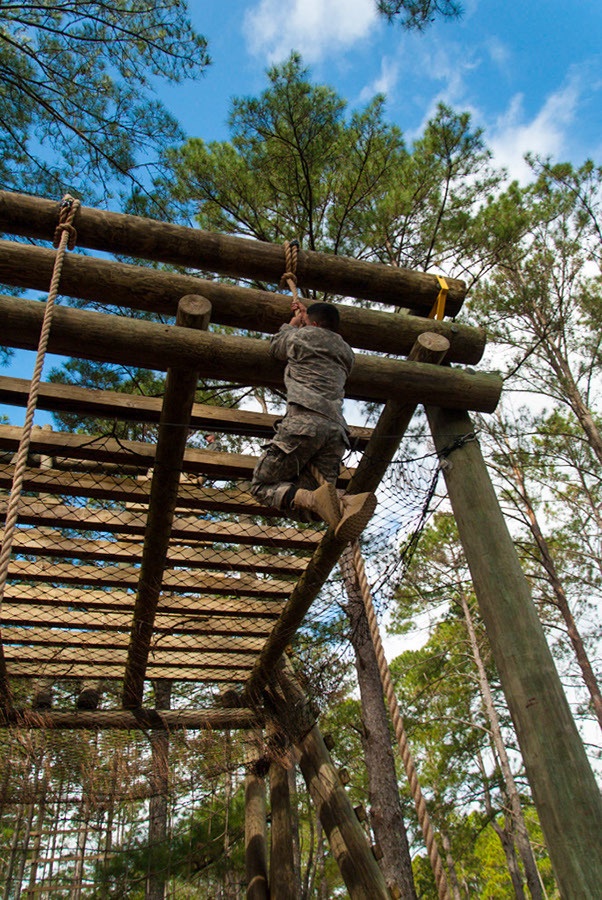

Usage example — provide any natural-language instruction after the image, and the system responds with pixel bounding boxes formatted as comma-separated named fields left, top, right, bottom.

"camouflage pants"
left=251, top=405, right=348, bottom=511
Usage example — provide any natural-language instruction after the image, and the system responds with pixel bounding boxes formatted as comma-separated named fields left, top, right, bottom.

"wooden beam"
left=4, top=528, right=309, bottom=574
left=0, top=190, right=467, bottom=313
left=245, top=732, right=269, bottom=900
left=5, top=661, right=250, bottom=681
left=427, top=406, right=602, bottom=899
left=0, top=239, right=483, bottom=361
left=2, top=645, right=255, bottom=670
left=4, top=583, right=284, bottom=619
left=6, top=560, right=295, bottom=597
left=1, top=626, right=264, bottom=654
left=0, top=296, right=503, bottom=412
left=0, top=707, right=263, bottom=730
left=0, top=497, right=321, bottom=550
left=0, top=376, right=373, bottom=446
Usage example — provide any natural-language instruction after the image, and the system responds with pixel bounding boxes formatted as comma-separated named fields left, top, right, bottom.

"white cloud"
left=358, top=56, right=400, bottom=102
left=244, top=0, right=378, bottom=64
left=488, top=78, right=581, bottom=182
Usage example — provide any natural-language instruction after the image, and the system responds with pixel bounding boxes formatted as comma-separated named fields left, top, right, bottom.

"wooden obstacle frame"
left=0, top=191, right=600, bottom=899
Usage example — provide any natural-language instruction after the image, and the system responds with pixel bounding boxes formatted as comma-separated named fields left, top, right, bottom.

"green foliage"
left=0, top=0, right=209, bottom=201
left=376, top=0, right=463, bottom=30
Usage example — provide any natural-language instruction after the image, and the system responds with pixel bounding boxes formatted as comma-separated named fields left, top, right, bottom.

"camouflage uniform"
left=252, top=323, right=354, bottom=510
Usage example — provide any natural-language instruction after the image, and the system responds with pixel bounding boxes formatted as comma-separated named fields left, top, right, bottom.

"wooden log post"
left=427, top=406, right=602, bottom=900
left=269, top=757, right=297, bottom=900
left=245, top=732, right=269, bottom=900
left=122, top=296, right=211, bottom=709
left=0, top=190, right=467, bottom=314
left=0, top=238, right=484, bottom=363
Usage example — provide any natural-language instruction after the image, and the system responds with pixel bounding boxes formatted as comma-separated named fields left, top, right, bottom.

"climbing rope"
left=345, top=540, right=450, bottom=900
left=279, top=239, right=300, bottom=305
left=0, top=195, right=81, bottom=625
left=308, top=463, right=449, bottom=898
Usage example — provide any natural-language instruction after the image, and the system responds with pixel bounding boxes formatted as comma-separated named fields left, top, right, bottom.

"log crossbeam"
left=122, top=296, right=211, bottom=709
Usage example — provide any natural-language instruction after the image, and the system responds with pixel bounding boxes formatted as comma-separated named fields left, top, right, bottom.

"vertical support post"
left=147, top=679, right=172, bottom=900
left=269, top=758, right=297, bottom=899
left=245, top=732, right=268, bottom=900
left=427, top=406, right=602, bottom=899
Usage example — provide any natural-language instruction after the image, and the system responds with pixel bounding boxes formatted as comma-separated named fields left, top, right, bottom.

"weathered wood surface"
left=0, top=707, right=263, bottom=730
left=0, top=191, right=467, bottom=313
left=0, top=495, right=321, bottom=548
left=298, top=725, right=390, bottom=899
left=0, top=463, right=304, bottom=517
left=2, top=604, right=276, bottom=640
left=2, top=644, right=256, bottom=670
left=4, top=528, right=309, bottom=573
left=0, top=295, right=503, bottom=411
left=0, top=239, right=482, bottom=361
left=5, top=661, right=250, bottom=681
left=0, top=376, right=373, bottom=446
left=123, top=294, right=210, bottom=708
left=4, top=583, right=284, bottom=620
left=269, top=762, right=297, bottom=900
left=245, top=733, right=269, bottom=900
left=2, top=626, right=264, bottom=655
left=6, top=560, right=294, bottom=596
left=427, top=406, right=602, bottom=900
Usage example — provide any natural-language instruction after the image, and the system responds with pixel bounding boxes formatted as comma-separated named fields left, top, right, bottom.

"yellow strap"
left=428, top=276, right=449, bottom=321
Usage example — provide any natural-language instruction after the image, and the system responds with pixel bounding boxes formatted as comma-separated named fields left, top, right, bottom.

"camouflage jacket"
left=270, top=324, right=354, bottom=429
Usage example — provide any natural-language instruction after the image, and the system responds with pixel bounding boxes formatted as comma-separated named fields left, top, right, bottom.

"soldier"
left=251, top=300, right=376, bottom=543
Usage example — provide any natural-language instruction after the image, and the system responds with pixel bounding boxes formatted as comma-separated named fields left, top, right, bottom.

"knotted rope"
left=0, top=195, right=81, bottom=706
left=309, top=464, right=449, bottom=898
left=279, top=239, right=300, bottom=305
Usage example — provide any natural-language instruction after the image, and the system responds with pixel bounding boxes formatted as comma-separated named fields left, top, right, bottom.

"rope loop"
left=279, top=239, right=300, bottom=302
left=52, top=195, right=79, bottom=250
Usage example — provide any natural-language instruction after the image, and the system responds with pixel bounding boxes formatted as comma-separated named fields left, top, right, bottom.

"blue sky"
left=3, top=0, right=601, bottom=424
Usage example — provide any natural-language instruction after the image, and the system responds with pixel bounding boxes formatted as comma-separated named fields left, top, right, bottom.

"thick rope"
left=279, top=239, right=300, bottom=304
left=0, top=196, right=81, bottom=692
left=307, top=464, right=449, bottom=897
left=347, top=540, right=450, bottom=900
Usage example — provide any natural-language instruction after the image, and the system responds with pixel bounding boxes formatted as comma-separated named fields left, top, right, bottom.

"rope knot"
left=279, top=239, right=300, bottom=300
left=52, top=195, right=80, bottom=250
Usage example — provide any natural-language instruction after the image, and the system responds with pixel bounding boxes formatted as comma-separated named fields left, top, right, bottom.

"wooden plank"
left=4, top=583, right=284, bottom=618
left=0, top=708, right=263, bottom=730
left=5, top=661, right=250, bottom=681
left=0, top=191, right=467, bottom=313
left=0, top=375, right=373, bottom=446
left=1, top=626, right=264, bottom=654
left=0, top=496, right=322, bottom=549
left=0, top=296, right=503, bottom=411
left=2, top=644, right=255, bottom=669
left=1, top=604, right=276, bottom=637
left=4, top=528, right=310, bottom=573
left=6, top=560, right=295, bottom=596
left=0, top=240, right=484, bottom=361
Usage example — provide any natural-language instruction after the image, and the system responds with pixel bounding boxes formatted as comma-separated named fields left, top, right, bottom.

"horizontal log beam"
left=0, top=707, right=263, bottom=730
left=2, top=626, right=263, bottom=655
left=6, top=560, right=294, bottom=597
left=5, top=583, right=284, bottom=619
left=2, top=644, right=255, bottom=670
left=0, top=295, right=502, bottom=411
left=2, top=603, right=277, bottom=638
left=0, top=495, right=321, bottom=549
left=5, top=661, right=250, bottom=682
left=4, top=527, right=309, bottom=574
left=0, top=191, right=467, bottom=313
left=0, top=376, right=373, bottom=447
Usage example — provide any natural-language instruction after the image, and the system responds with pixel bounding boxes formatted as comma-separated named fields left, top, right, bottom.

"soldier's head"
left=306, top=302, right=340, bottom=333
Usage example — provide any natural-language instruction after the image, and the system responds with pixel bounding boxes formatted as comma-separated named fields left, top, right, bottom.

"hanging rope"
left=308, top=464, right=449, bottom=898
left=346, top=540, right=450, bottom=900
left=0, top=195, right=81, bottom=705
left=279, top=239, right=300, bottom=305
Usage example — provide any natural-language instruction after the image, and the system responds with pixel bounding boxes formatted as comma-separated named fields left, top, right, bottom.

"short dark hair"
left=306, top=302, right=340, bottom=332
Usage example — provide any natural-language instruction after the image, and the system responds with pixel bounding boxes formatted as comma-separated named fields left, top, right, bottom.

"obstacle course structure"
left=0, top=191, right=600, bottom=898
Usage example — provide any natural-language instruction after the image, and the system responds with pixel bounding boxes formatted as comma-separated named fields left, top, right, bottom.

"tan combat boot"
left=334, top=492, right=377, bottom=543
left=293, top=483, right=341, bottom=528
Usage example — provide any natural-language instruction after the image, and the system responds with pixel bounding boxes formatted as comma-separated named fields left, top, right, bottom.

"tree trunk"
left=340, top=545, right=418, bottom=900
left=440, top=832, right=462, bottom=900
left=460, top=591, right=544, bottom=900
left=146, top=679, right=172, bottom=900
